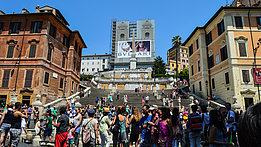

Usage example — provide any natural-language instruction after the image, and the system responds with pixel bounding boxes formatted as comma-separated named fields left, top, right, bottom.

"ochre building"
left=184, top=6, right=261, bottom=110
left=0, top=6, right=86, bottom=107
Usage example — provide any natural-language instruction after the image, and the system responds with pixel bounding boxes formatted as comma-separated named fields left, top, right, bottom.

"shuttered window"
left=217, top=20, right=225, bottom=35
left=220, top=46, right=228, bottom=61
left=238, top=43, right=247, bottom=57
left=235, top=16, right=243, bottom=29
left=47, top=47, right=52, bottom=61
left=199, top=81, right=202, bottom=91
left=72, top=81, right=74, bottom=90
left=63, top=35, right=70, bottom=48
left=242, top=70, right=250, bottom=83
left=59, top=78, right=64, bottom=89
left=212, top=78, right=215, bottom=89
left=49, top=24, right=56, bottom=38
left=0, top=22, right=3, bottom=34
left=2, top=70, right=10, bottom=88
left=6, top=45, right=15, bottom=58
left=206, top=31, right=212, bottom=45
left=9, top=22, right=21, bottom=34
left=44, top=72, right=49, bottom=84
left=189, top=45, right=193, bottom=56
left=196, top=39, right=199, bottom=49
left=198, top=60, right=200, bottom=72
left=24, top=70, right=33, bottom=88
left=30, top=21, right=43, bottom=33
left=29, top=44, right=36, bottom=58
left=225, top=72, right=230, bottom=84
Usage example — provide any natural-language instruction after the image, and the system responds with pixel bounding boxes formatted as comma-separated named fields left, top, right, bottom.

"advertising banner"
left=117, top=40, right=151, bottom=58
left=254, top=68, right=261, bottom=84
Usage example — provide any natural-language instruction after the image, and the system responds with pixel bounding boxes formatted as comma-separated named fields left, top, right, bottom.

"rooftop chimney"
left=35, top=5, right=40, bottom=13
left=0, top=10, right=5, bottom=15
left=105, top=53, right=107, bottom=55
left=22, top=8, right=29, bottom=14
left=94, top=53, right=96, bottom=55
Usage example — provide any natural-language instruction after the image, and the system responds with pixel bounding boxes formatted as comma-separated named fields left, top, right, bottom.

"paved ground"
left=18, top=143, right=37, bottom=147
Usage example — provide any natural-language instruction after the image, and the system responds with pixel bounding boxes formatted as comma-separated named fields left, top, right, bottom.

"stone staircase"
left=79, top=83, right=193, bottom=110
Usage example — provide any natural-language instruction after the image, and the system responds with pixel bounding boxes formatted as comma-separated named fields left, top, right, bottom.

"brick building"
left=183, top=6, right=261, bottom=110
left=0, top=6, right=86, bottom=106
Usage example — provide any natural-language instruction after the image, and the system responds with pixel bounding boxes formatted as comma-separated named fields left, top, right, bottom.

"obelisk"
left=130, top=28, right=137, bottom=69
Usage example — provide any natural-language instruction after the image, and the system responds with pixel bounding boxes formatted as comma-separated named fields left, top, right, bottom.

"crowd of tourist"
left=0, top=89, right=260, bottom=147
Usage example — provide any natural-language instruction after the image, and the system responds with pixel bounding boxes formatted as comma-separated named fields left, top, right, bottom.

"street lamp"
left=62, top=51, right=67, bottom=98
left=14, top=44, right=21, bottom=92
left=254, top=39, right=261, bottom=102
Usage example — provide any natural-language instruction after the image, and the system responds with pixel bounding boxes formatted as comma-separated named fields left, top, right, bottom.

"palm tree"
left=171, top=35, right=182, bottom=83
left=172, top=35, right=182, bottom=48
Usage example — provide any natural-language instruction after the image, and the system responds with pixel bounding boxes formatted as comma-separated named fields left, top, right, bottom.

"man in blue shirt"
left=139, top=105, right=152, bottom=147
left=226, top=103, right=238, bottom=146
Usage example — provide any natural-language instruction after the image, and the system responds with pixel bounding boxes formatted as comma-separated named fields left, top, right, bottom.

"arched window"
left=145, top=32, right=150, bottom=38
left=120, top=34, right=125, bottom=39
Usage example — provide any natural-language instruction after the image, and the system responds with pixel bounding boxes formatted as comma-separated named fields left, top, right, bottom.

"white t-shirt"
left=146, top=96, right=149, bottom=101
left=83, top=118, right=98, bottom=139
left=71, top=99, right=75, bottom=104
left=35, top=121, right=41, bottom=135
left=21, top=118, right=26, bottom=128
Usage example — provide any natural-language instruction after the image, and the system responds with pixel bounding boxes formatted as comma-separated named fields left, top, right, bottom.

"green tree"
left=152, top=56, right=166, bottom=75
left=177, top=66, right=189, bottom=81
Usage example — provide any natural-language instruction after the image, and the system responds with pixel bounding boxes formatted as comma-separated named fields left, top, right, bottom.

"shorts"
left=0, top=123, right=11, bottom=133
left=68, top=138, right=74, bottom=144
left=44, top=128, right=52, bottom=137
left=10, top=128, right=21, bottom=147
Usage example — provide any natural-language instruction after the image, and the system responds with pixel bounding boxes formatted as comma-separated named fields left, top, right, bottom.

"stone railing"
left=97, top=77, right=173, bottom=84
left=43, top=87, right=90, bottom=108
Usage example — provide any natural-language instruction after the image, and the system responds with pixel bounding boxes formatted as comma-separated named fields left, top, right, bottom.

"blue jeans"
left=188, top=132, right=201, bottom=147
left=172, top=138, right=180, bottom=147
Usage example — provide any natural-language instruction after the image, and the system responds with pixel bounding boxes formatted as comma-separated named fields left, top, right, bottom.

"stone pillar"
left=32, top=94, right=44, bottom=118
left=33, top=135, right=41, bottom=146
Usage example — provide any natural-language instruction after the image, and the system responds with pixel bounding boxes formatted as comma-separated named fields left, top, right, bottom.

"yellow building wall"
left=159, top=85, right=166, bottom=90
left=101, top=84, right=109, bottom=90
left=117, top=85, right=125, bottom=90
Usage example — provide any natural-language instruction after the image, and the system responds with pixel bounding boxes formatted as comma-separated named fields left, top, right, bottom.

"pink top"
left=142, top=99, right=145, bottom=103
left=68, top=129, right=74, bottom=139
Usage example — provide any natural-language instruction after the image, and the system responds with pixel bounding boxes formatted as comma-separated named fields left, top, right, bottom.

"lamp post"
left=254, top=39, right=261, bottom=102
left=62, top=51, right=67, bottom=98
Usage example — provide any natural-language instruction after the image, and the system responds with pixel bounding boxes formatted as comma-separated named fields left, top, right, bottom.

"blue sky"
left=1, top=0, right=234, bottom=62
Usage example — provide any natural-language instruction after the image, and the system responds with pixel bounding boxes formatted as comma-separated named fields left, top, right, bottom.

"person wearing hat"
left=99, top=108, right=112, bottom=147
left=82, top=109, right=99, bottom=147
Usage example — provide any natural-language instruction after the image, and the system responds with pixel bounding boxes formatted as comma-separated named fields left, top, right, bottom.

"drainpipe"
left=204, top=29, right=213, bottom=100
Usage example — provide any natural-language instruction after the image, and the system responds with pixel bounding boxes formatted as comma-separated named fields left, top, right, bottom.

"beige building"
left=184, top=6, right=261, bottom=110
left=167, top=46, right=189, bottom=73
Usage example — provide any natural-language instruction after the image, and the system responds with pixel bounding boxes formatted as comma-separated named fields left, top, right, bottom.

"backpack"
left=189, top=113, right=203, bottom=132
left=82, top=119, right=93, bottom=143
